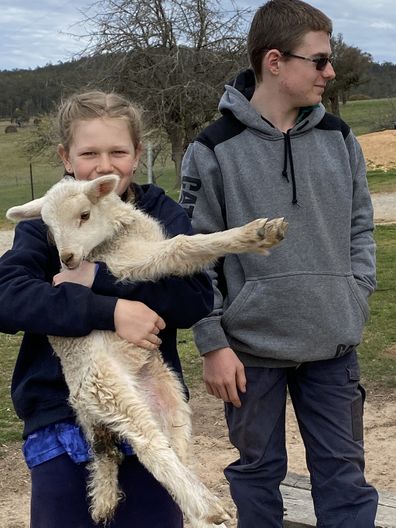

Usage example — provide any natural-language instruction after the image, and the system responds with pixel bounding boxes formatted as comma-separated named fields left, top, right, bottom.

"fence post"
left=147, top=142, right=153, bottom=184
left=29, top=163, right=34, bottom=200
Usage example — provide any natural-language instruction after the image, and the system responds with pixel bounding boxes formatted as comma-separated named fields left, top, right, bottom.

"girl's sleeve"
left=0, top=220, right=117, bottom=336
left=91, top=206, right=214, bottom=328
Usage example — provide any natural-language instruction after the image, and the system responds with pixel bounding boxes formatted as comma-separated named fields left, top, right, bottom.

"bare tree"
left=324, top=34, right=372, bottom=116
left=79, top=0, right=249, bottom=185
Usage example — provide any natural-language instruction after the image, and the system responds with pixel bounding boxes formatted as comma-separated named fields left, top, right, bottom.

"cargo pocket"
left=349, top=366, right=365, bottom=442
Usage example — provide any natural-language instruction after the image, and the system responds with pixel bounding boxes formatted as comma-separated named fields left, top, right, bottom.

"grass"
left=367, top=169, right=396, bottom=194
left=358, top=225, right=396, bottom=387
left=0, top=122, right=60, bottom=227
left=340, top=97, right=396, bottom=136
left=0, top=333, right=23, bottom=445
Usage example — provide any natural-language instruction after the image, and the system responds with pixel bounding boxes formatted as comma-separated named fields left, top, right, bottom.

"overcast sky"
left=1, top=0, right=395, bottom=71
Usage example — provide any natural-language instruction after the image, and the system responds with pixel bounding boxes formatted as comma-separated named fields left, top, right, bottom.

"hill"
left=0, top=56, right=395, bottom=123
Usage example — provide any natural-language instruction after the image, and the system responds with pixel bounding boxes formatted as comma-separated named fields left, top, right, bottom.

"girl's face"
left=58, top=117, right=141, bottom=196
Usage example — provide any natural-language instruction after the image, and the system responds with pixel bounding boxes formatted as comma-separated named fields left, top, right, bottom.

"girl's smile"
left=58, top=117, right=141, bottom=196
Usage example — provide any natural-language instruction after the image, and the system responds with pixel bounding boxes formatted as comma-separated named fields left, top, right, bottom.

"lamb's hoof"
left=91, top=509, right=114, bottom=525
left=90, top=496, right=120, bottom=525
left=257, top=217, right=288, bottom=247
left=190, top=513, right=231, bottom=528
left=191, top=522, right=230, bottom=528
left=205, top=502, right=232, bottom=525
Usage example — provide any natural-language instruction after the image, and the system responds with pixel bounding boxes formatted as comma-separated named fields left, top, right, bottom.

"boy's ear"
left=6, top=197, right=46, bottom=222
left=85, top=174, right=120, bottom=203
left=264, top=49, right=282, bottom=75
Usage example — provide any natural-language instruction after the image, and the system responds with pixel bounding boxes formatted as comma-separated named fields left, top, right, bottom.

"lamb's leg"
left=137, top=357, right=192, bottom=464
left=86, top=426, right=124, bottom=524
left=69, top=394, right=125, bottom=524
left=114, top=342, right=192, bottom=463
left=110, top=217, right=288, bottom=281
left=80, top=364, right=230, bottom=526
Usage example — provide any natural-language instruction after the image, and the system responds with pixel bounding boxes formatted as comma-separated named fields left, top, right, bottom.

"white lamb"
left=7, top=174, right=287, bottom=527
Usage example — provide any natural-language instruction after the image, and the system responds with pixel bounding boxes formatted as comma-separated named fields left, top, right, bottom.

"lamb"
left=7, top=174, right=288, bottom=527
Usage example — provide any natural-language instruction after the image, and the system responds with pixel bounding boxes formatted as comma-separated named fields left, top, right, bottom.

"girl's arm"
left=91, top=209, right=214, bottom=328
left=0, top=219, right=116, bottom=336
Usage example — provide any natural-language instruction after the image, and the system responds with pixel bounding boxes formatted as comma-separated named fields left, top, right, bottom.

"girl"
left=0, top=91, right=213, bottom=527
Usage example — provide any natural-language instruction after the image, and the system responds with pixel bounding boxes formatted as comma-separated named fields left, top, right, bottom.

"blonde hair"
left=57, top=90, right=143, bottom=151
left=248, top=0, right=332, bottom=81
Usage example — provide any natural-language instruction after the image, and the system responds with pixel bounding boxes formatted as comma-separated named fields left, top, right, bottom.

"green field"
left=1, top=96, right=396, bottom=224
left=340, top=97, right=396, bottom=136
left=367, top=169, right=396, bottom=193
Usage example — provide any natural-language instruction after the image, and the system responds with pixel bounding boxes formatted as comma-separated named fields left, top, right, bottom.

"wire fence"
left=0, top=146, right=162, bottom=224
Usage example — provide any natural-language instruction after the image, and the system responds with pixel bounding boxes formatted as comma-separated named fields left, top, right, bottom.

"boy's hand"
left=203, top=347, right=246, bottom=407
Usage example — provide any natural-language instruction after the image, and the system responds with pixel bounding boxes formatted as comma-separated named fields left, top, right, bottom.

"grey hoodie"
left=180, top=72, right=376, bottom=366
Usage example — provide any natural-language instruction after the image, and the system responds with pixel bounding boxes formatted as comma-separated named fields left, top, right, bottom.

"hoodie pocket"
left=221, top=273, right=369, bottom=363
left=346, top=275, right=370, bottom=321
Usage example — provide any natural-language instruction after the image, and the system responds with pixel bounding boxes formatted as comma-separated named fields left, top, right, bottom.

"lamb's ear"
left=6, top=197, right=46, bottom=222
left=86, top=174, right=120, bottom=203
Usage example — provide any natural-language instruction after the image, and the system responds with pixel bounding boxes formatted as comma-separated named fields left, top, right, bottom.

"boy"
left=180, top=1, right=378, bottom=526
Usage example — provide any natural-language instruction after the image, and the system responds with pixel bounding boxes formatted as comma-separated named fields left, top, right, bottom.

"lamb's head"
left=7, top=174, right=121, bottom=269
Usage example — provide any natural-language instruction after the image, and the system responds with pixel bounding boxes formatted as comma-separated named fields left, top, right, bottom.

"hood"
left=219, top=69, right=328, bottom=205
left=219, top=69, right=326, bottom=137
left=130, top=182, right=165, bottom=210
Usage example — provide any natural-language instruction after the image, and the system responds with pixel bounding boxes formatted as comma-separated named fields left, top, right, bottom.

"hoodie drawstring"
left=282, top=131, right=298, bottom=205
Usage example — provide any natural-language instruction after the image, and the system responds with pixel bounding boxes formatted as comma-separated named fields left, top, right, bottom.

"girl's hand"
left=53, top=261, right=97, bottom=288
left=114, top=299, right=166, bottom=350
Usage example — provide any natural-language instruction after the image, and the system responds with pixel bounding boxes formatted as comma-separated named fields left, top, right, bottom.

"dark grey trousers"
left=224, top=351, right=378, bottom=528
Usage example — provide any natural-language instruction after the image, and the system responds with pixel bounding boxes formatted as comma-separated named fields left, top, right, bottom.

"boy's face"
left=278, top=30, right=335, bottom=108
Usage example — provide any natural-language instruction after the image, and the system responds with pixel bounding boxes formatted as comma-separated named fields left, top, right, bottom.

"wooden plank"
left=280, top=473, right=396, bottom=528
left=282, top=489, right=315, bottom=526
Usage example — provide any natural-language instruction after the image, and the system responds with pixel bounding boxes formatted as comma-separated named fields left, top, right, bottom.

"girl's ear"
left=133, top=142, right=143, bottom=173
left=57, top=144, right=73, bottom=174
left=6, top=197, right=46, bottom=222
left=86, top=174, right=120, bottom=203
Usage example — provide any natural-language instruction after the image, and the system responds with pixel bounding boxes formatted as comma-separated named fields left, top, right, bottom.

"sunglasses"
left=282, top=52, right=333, bottom=71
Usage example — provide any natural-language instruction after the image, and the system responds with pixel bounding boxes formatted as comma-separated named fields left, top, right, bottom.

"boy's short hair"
left=248, top=0, right=332, bottom=81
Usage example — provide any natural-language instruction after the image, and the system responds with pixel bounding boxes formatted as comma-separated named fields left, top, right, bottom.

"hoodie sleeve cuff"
left=192, top=316, right=230, bottom=356
left=92, top=262, right=118, bottom=296
left=89, top=294, right=117, bottom=331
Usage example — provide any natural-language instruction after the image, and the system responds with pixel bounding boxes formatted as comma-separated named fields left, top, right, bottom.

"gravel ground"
left=0, top=229, right=14, bottom=253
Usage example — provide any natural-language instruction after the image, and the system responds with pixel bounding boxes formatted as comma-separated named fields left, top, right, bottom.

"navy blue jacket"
left=0, top=183, right=213, bottom=437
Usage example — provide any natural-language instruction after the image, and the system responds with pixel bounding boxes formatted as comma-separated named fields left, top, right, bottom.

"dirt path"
left=0, top=388, right=395, bottom=528
left=0, top=192, right=395, bottom=527
left=371, top=192, right=396, bottom=224
left=358, top=130, right=396, bottom=171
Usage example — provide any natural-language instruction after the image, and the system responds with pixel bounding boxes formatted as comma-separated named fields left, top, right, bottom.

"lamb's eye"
left=80, top=211, right=90, bottom=222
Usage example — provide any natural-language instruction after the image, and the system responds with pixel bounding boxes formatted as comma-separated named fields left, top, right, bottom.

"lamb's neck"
left=88, top=220, right=135, bottom=263
left=86, top=196, right=136, bottom=261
